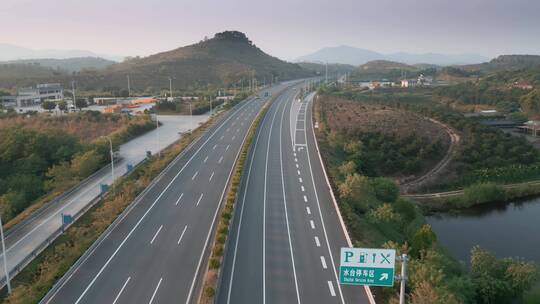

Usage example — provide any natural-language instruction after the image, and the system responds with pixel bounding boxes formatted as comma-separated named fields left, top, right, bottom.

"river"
left=426, top=197, right=540, bottom=265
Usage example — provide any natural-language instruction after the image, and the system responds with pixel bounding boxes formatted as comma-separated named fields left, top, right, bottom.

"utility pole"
left=102, top=136, right=115, bottom=187
left=168, top=77, right=173, bottom=99
left=189, top=102, right=193, bottom=133
left=71, top=80, right=76, bottom=110
left=0, top=215, right=11, bottom=294
left=127, top=75, right=131, bottom=97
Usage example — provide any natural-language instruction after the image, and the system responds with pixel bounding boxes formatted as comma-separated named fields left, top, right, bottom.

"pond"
left=426, top=197, right=540, bottom=265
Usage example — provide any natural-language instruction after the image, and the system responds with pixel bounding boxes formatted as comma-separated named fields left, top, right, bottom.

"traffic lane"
left=218, top=92, right=290, bottom=303
left=280, top=95, right=340, bottom=303
left=73, top=98, right=261, bottom=304
left=217, top=91, right=289, bottom=304
left=304, top=95, right=371, bottom=303
left=44, top=96, right=264, bottom=303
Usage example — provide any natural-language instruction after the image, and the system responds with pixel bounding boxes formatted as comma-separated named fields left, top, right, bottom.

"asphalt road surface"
left=41, top=85, right=286, bottom=304
left=218, top=84, right=371, bottom=303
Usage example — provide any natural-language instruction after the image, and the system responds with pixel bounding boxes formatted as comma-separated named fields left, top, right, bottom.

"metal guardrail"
left=0, top=157, right=130, bottom=290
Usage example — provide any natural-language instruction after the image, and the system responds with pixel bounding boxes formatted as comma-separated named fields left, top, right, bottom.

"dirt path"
left=400, top=117, right=460, bottom=193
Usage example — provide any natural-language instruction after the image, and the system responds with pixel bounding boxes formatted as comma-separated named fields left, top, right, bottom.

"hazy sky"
left=1, top=0, right=539, bottom=60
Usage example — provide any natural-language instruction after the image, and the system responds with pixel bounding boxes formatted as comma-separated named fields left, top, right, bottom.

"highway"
left=218, top=84, right=372, bottom=303
left=0, top=114, right=209, bottom=287
left=40, top=85, right=285, bottom=304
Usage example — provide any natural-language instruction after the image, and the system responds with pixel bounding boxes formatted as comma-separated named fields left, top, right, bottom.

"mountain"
left=0, top=31, right=311, bottom=91
left=296, top=62, right=356, bottom=75
left=3, top=57, right=115, bottom=73
left=296, top=45, right=489, bottom=66
left=296, top=46, right=383, bottom=66
left=459, top=55, right=540, bottom=73
left=352, top=60, right=436, bottom=81
left=0, top=43, right=123, bottom=62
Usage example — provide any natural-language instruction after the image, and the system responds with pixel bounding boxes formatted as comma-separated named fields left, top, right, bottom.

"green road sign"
left=339, top=248, right=396, bottom=287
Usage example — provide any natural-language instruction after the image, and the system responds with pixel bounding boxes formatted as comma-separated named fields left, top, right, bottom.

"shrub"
left=462, top=183, right=506, bottom=207
left=410, top=225, right=437, bottom=258
left=370, top=177, right=399, bottom=203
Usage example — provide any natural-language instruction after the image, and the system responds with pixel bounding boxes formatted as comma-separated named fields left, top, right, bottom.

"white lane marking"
left=294, top=158, right=298, bottom=162
left=174, top=193, right=184, bottom=206
left=278, top=87, right=301, bottom=304
left=177, top=225, right=188, bottom=245
left=301, top=186, right=305, bottom=192
left=236, top=128, right=240, bottom=133
left=196, top=193, right=204, bottom=206
left=321, top=256, right=327, bottom=268
left=303, top=94, right=346, bottom=303
left=220, top=135, right=224, bottom=140
left=203, top=156, right=208, bottom=163
left=112, top=277, right=131, bottom=304
left=218, top=156, right=224, bottom=164
left=310, top=220, right=315, bottom=229
left=306, top=207, right=311, bottom=215
left=232, top=135, right=236, bottom=140
left=226, top=100, right=270, bottom=304
left=226, top=144, right=230, bottom=151
left=209, top=171, right=215, bottom=181
left=150, top=225, right=163, bottom=245
left=328, top=281, right=336, bottom=297
left=213, top=144, right=217, bottom=150
left=297, top=170, right=301, bottom=175
left=192, top=171, right=198, bottom=180
left=68, top=96, right=254, bottom=304
left=148, top=278, right=163, bottom=304
left=227, top=128, right=230, bottom=132
left=299, top=177, right=303, bottom=183
left=296, top=163, right=299, bottom=168
left=303, top=195, right=308, bottom=202
left=294, top=153, right=296, bottom=157
left=315, top=236, right=321, bottom=247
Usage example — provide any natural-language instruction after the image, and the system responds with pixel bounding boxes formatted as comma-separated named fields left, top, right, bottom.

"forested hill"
left=0, top=31, right=311, bottom=91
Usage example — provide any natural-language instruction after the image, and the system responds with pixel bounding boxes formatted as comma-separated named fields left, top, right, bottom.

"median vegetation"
left=199, top=91, right=273, bottom=303
left=0, top=112, right=219, bottom=304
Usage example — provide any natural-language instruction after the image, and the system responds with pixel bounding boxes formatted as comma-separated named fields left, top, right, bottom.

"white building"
left=16, top=83, right=64, bottom=107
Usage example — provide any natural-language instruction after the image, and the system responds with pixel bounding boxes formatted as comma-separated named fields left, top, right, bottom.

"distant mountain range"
left=0, top=43, right=123, bottom=62
left=296, top=45, right=490, bottom=66
left=0, top=31, right=311, bottom=90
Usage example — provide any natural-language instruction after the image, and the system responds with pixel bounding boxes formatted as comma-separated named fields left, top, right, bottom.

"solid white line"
left=303, top=94, right=346, bottom=303
left=192, top=171, right=198, bottom=180
left=226, top=100, right=271, bottom=304
left=68, top=95, right=254, bottom=304
left=112, top=277, right=131, bottom=304
left=310, top=220, right=315, bottom=229
left=209, top=171, right=215, bottom=181
left=226, top=144, right=230, bottom=151
left=174, top=193, right=184, bottom=206
left=148, top=278, right=163, bottom=304
left=177, top=225, right=187, bottom=245
left=150, top=225, right=163, bottom=244
left=328, top=281, right=336, bottom=297
left=278, top=87, right=301, bottom=304
left=315, top=236, right=321, bottom=247
left=303, top=195, right=308, bottom=202
left=301, top=186, right=305, bottom=192
left=306, top=207, right=311, bottom=215
left=196, top=193, right=204, bottom=206
left=321, top=256, right=327, bottom=269
left=218, top=156, right=223, bottom=164
left=203, top=156, right=208, bottom=163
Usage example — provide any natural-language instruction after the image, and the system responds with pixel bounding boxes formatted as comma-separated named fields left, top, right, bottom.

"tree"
left=75, top=99, right=88, bottom=110
left=57, top=100, right=67, bottom=112
left=410, top=224, right=437, bottom=257
left=70, top=149, right=103, bottom=178
left=41, top=100, right=56, bottom=112
left=370, top=177, right=399, bottom=203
